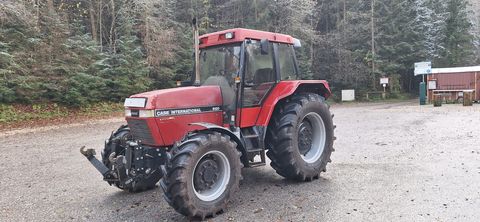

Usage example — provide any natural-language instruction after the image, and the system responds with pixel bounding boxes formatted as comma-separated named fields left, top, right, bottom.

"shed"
left=426, top=66, right=480, bottom=103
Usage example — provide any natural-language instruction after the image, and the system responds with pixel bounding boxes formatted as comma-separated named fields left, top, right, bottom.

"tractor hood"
left=125, top=86, right=224, bottom=147
left=128, top=86, right=223, bottom=110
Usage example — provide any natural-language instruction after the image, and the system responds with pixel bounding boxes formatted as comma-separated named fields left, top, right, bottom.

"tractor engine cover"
left=125, top=86, right=224, bottom=147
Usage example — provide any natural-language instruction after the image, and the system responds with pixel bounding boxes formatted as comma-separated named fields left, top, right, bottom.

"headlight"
left=125, top=109, right=155, bottom=118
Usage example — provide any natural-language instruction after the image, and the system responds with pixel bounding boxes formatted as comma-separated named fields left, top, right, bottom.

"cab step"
left=241, top=126, right=267, bottom=167
left=248, top=150, right=266, bottom=167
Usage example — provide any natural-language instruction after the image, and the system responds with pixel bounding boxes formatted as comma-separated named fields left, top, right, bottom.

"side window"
left=243, top=40, right=276, bottom=107
left=277, top=43, right=297, bottom=80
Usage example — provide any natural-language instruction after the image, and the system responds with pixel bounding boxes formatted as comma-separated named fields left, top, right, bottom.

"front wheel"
left=160, top=132, right=243, bottom=219
left=266, top=93, right=335, bottom=181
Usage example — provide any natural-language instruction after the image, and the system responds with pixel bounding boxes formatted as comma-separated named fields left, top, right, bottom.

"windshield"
left=199, top=44, right=241, bottom=86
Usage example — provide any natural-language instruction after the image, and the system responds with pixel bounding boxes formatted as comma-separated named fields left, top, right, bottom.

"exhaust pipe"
left=193, top=18, right=200, bottom=85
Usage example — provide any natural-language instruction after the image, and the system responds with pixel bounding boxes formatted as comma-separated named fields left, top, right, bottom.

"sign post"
left=380, top=77, right=389, bottom=92
left=415, top=62, right=431, bottom=105
left=380, top=77, right=389, bottom=99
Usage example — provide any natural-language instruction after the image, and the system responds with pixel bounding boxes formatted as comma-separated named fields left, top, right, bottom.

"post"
left=463, top=90, right=473, bottom=106
left=382, top=84, right=386, bottom=99
left=419, top=82, right=426, bottom=105
left=433, top=94, right=442, bottom=107
left=475, top=72, right=478, bottom=101
left=193, top=18, right=200, bottom=85
left=425, top=74, right=428, bottom=102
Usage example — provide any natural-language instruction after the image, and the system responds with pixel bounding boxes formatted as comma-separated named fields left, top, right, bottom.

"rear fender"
left=256, top=80, right=331, bottom=126
left=189, top=123, right=249, bottom=166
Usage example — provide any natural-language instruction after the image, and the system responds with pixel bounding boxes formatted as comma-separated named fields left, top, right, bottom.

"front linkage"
left=80, top=146, right=110, bottom=177
left=80, top=126, right=166, bottom=192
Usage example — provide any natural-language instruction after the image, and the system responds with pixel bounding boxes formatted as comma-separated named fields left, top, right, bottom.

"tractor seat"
left=203, top=76, right=235, bottom=110
left=254, top=68, right=275, bottom=85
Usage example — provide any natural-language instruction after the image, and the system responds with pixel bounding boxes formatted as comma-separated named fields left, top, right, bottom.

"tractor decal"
left=155, top=106, right=222, bottom=117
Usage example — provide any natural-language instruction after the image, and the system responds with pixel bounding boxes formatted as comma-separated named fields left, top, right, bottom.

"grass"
left=0, top=102, right=124, bottom=125
left=363, top=92, right=413, bottom=102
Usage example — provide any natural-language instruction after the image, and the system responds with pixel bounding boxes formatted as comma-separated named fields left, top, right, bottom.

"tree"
left=441, top=0, right=475, bottom=66
left=415, top=0, right=447, bottom=64
left=375, top=0, right=426, bottom=91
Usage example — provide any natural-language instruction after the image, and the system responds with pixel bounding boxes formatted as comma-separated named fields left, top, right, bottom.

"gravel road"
left=1, top=101, right=480, bottom=222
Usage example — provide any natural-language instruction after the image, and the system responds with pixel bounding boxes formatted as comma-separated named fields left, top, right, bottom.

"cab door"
left=239, top=40, right=277, bottom=127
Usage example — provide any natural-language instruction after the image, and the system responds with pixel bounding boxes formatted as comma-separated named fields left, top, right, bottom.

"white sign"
left=380, top=77, right=389, bottom=85
left=428, top=80, right=437, bottom=90
left=414, top=62, right=432, bottom=76
left=341, top=89, right=355, bottom=101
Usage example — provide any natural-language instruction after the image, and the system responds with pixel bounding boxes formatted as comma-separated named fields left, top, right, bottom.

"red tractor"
left=81, top=28, right=335, bottom=219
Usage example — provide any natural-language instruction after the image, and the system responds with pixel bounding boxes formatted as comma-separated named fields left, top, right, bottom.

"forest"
left=0, top=0, right=479, bottom=106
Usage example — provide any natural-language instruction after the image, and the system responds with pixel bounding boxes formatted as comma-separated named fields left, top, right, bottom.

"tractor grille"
left=126, top=118, right=155, bottom=144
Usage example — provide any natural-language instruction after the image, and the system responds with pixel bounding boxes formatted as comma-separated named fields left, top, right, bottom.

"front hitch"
left=80, top=146, right=110, bottom=177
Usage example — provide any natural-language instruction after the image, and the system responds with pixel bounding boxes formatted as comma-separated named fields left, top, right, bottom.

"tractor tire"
left=102, top=125, right=161, bottom=192
left=266, top=93, right=335, bottom=181
left=160, top=132, right=243, bottom=219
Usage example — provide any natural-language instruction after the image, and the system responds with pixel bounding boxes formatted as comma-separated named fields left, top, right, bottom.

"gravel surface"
left=1, top=101, right=479, bottom=222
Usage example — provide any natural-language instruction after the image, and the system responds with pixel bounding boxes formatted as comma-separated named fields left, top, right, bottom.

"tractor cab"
left=196, top=29, right=302, bottom=127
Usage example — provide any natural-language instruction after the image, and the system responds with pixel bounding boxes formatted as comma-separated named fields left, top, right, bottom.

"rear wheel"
left=160, top=132, right=242, bottom=219
left=266, top=93, right=335, bottom=181
left=102, top=125, right=161, bottom=192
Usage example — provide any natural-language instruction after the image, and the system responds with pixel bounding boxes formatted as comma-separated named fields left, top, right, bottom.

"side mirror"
left=293, top=38, right=302, bottom=48
left=260, top=39, right=269, bottom=55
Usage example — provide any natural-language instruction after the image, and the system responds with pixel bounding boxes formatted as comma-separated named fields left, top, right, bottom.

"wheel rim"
left=192, top=150, right=230, bottom=201
left=297, top=112, right=326, bottom=164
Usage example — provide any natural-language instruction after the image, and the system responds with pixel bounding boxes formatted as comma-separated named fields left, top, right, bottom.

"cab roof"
left=199, top=28, right=295, bottom=48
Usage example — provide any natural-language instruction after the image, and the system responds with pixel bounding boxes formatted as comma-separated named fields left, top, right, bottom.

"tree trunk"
left=35, top=0, right=40, bottom=27
left=89, top=0, right=98, bottom=42
left=109, top=0, right=116, bottom=53
left=310, top=16, right=314, bottom=69
left=371, top=0, right=376, bottom=89
left=47, top=0, right=54, bottom=13
left=145, top=5, right=150, bottom=64
left=99, top=0, right=103, bottom=52
left=343, top=0, right=346, bottom=42
left=254, top=0, right=258, bottom=22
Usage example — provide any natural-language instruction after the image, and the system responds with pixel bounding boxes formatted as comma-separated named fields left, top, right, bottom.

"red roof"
left=199, top=28, right=295, bottom=48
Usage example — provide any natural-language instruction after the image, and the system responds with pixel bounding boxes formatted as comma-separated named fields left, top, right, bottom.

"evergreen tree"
left=95, top=1, right=151, bottom=102
left=415, top=0, right=447, bottom=63
left=375, top=0, right=426, bottom=90
left=441, top=0, right=475, bottom=66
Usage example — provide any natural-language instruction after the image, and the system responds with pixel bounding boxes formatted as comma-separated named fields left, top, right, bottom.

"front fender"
left=189, top=122, right=249, bottom=166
